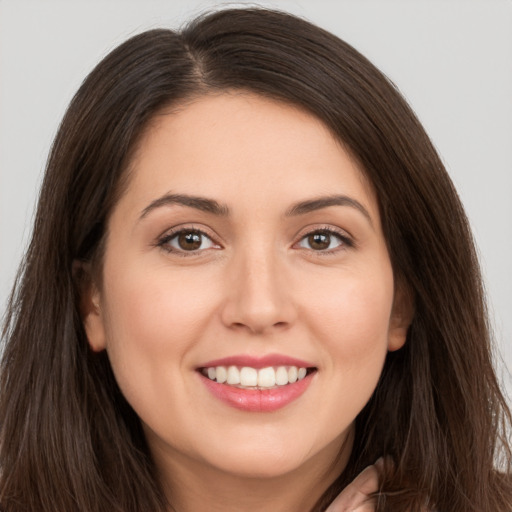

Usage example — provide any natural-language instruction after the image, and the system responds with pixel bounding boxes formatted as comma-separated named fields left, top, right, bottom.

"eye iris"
left=308, top=232, right=330, bottom=250
left=178, top=232, right=202, bottom=251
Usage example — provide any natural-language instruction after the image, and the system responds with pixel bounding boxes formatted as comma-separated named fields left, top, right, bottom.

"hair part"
left=1, top=7, right=511, bottom=512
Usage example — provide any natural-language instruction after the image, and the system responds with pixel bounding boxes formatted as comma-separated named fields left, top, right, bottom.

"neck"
left=150, top=429, right=353, bottom=512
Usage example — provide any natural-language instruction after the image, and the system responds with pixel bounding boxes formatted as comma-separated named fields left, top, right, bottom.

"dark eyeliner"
left=156, top=227, right=216, bottom=256
left=297, top=226, right=355, bottom=254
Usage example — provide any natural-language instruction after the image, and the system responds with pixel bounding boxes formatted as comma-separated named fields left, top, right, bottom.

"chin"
left=205, top=452, right=309, bottom=480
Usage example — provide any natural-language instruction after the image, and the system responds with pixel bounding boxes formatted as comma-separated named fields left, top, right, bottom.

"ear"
left=387, top=281, right=414, bottom=352
left=73, top=261, right=107, bottom=352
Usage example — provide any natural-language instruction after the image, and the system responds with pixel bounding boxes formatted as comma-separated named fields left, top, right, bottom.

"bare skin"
left=83, top=92, right=411, bottom=512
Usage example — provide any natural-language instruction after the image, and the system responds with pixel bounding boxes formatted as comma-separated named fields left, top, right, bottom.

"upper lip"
left=198, top=353, right=316, bottom=370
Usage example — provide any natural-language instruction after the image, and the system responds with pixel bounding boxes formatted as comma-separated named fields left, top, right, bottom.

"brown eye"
left=308, top=233, right=330, bottom=250
left=298, top=230, right=345, bottom=251
left=177, top=232, right=202, bottom=251
left=161, top=229, right=217, bottom=253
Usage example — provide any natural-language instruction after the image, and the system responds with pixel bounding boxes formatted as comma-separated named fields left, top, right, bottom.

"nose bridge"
left=221, top=238, right=294, bottom=334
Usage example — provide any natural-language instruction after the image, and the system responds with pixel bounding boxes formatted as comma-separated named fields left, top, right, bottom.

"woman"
left=1, top=7, right=510, bottom=512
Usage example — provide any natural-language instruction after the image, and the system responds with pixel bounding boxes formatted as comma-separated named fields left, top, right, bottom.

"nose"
left=220, top=247, right=296, bottom=335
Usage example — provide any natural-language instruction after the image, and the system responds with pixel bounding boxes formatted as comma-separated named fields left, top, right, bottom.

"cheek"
left=99, top=261, right=223, bottom=435
left=304, top=265, right=394, bottom=371
left=101, top=262, right=220, bottom=369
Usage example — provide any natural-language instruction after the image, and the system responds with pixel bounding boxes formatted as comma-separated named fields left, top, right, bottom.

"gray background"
left=1, top=0, right=511, bottom=397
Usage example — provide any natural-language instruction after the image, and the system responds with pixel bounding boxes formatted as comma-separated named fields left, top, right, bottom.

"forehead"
left=120, top=91, right=378, bottom=218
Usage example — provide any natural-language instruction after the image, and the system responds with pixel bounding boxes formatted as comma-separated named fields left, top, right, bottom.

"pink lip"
left=197, top=354, right=317, bottom=412
left=200, top=373, right=314, bottom=412
left=198, top=353, right=315, bottom=370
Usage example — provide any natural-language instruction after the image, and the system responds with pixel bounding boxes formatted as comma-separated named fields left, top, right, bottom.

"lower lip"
left=199, top=372, right=314, bottom=412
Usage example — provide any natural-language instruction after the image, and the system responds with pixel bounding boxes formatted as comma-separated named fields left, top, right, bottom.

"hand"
left=324, top=460, right=382, bottom=512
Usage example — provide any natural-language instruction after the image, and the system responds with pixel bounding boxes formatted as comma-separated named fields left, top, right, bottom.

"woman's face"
left=84, top=92, right=408, bottom=482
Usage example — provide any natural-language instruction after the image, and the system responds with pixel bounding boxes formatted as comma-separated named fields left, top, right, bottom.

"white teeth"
left=204, top=365, right=312, bottom=388
left=288, top=366, right=298, bottom=383
left=276, top=366, right=288, bottom=385
left=258, top=367, right=276, bottom=387
left=227, top=366, right=240, bottom=385
left=240, top=367, right=258, bottom=386
left=216, top=366, right=227, bottom=383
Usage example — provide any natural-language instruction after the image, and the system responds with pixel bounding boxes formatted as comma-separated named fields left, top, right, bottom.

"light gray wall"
left=1, top=0, right=511, bottom=395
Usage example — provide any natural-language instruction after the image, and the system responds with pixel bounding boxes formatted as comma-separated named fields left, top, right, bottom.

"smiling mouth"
left=199, top=365, right=317, bottom=389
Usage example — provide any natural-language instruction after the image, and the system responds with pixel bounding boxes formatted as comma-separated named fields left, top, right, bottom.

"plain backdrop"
left=0, top=0, right=511, bottom=397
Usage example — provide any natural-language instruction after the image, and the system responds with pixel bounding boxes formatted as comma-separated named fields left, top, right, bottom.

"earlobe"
left=82, top=291, right=107, bottom=353
left=73, top=261, right=107, bottom=352
left=388, top=282, right=414, bottom=352
left=388, top=324, right=409, bottom=352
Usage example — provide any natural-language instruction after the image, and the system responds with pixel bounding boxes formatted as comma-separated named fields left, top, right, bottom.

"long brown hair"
left=1, top=8, right=510, bottom=512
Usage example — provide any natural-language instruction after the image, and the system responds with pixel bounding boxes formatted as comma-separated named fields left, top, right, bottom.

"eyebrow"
left=139, top=192, right=372, bottom=226
left=285, top=195, right=373, bottom=226
left=140, top=193, right=230, bottom=219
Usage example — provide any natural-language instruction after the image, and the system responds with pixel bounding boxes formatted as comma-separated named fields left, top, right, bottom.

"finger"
left=325, top=463, right=380, bottom=512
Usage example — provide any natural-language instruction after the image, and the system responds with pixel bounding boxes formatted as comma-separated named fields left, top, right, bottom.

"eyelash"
left=156, top=227, right=219, bottom=257
left=156, top=226, right=354, bottom=257
left=295, top=226, right=354, bottom=255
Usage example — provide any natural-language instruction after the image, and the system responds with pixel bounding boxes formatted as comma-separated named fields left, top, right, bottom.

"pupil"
left=309, top=232, right=330, bottom=250
left=178, top=232, right=202, bottom=250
